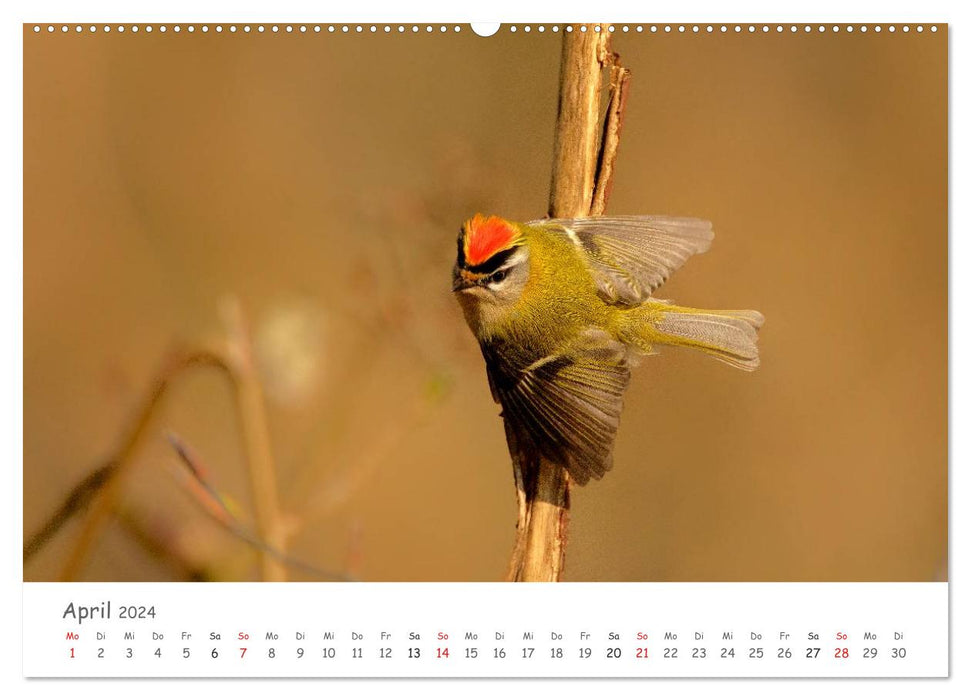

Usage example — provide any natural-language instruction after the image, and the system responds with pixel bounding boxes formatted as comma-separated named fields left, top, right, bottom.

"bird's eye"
left=490, top=269, right=507, bottom=284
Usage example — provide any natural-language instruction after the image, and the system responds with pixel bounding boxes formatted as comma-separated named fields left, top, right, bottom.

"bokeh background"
left=24, top=24, right=947, bottom=582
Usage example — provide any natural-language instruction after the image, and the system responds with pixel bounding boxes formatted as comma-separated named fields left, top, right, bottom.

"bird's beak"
left=452, top=268, right=476, bottom=292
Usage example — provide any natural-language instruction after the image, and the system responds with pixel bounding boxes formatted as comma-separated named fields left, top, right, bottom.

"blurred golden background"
left=24, top=25, right=947, bottom=582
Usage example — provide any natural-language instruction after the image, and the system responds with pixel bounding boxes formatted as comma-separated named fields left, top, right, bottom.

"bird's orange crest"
left=463, top=214, right=521, bottom=267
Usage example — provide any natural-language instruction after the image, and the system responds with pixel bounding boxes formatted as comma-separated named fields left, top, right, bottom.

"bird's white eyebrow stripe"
left=489, top=249, right=527, bottom=279
left=507, top=248, right=529, bottom=266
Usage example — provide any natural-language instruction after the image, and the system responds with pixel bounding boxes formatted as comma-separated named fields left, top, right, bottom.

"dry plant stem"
left=57, top=349, right=232, bottom=581
left=508, top=24, right=624, bottom=583
left=222, top=301, right=288, bottom=582
left=548, top=27, right=611, bottom=220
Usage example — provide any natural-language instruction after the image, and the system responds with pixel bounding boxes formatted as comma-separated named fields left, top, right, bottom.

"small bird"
left=452, top=213, right=763, bottom=486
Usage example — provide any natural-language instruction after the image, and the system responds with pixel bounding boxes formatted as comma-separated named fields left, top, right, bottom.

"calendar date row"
left=66, top=644, right=910, bottom=661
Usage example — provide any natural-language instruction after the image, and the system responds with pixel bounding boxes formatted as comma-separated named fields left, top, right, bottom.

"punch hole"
left=470, top=24, right=499, bottom=37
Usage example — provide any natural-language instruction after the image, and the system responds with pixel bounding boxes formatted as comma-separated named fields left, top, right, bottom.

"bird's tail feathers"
left=646, top=304, right=764, bottom=371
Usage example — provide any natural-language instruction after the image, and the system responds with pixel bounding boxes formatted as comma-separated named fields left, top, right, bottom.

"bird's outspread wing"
left=529, top=215, right=714, bottom=306
left=483, top=329, right=631, bottom=485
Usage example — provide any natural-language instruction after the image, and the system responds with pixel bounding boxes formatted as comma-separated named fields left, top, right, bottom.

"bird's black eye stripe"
left=456, top=234, right=466, bottom=268
left=467, top=246, right=518, bottom=274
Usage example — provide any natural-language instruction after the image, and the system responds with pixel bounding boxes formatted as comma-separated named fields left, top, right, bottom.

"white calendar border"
left=5, top=0, right=964, bottom=697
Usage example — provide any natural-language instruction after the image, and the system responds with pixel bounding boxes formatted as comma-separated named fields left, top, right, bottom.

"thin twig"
left=167, top=432, right=352, bottom=581
left=591, top=57, right=632, bottom=216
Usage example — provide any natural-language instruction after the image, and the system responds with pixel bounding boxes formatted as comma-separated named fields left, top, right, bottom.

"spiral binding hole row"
left=31, top=24, right=940, bottom=35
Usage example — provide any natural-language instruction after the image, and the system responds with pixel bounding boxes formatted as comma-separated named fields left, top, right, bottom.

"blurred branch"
left=56, top=347, right=232, bottom=581
left=294, top=385, right=445, bottom=527
left=168, top=432, right=351, bottom=581
left=508, top=24, right=628, bottom=582
left=220, top=299, right=288, bottom=581
left=23, top=461, right=117, bottom=562
left=49, top=300, right=289, bottom=582
left=114, top=505, right=216, bottom=582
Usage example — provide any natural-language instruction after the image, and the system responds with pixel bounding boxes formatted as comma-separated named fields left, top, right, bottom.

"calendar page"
left=18, top=3, right=953, bottom=691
